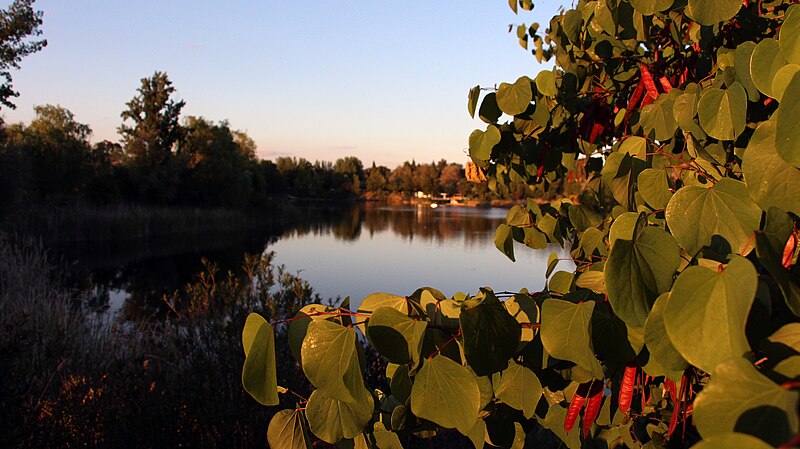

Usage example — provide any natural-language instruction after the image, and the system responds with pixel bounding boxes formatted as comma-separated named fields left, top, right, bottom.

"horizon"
left=0, top=1, right=561, bottom=167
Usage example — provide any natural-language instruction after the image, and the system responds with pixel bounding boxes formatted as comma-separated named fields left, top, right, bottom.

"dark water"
left=57, top=204, right=572, bottom=320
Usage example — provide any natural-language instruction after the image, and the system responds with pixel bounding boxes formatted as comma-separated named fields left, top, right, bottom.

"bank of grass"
left=0, top=236, right=321, bottom=448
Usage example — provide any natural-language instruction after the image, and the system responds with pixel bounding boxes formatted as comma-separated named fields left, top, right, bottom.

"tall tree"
left=0, top=0, right=46, bottom=111
left=118, top=71, right=185, bottom=167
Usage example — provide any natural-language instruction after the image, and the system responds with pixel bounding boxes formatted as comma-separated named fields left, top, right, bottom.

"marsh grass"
left=0, top=236, right=317, bottom=449
left=2, top=203, right=264, bottom=244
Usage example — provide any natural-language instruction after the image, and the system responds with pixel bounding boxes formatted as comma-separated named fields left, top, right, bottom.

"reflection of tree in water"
left=282, top=204, right=504, bottom=245
left=58, top=205, right=506, bottom=321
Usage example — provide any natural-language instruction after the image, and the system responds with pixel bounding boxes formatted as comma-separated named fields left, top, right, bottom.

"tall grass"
left=2, top=203, right=264, bottom=244
left=0, top=236, right=318, bottom=448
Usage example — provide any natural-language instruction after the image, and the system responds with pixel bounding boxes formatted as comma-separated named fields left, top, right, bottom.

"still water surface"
left=62, top=204, right=572, bottom=319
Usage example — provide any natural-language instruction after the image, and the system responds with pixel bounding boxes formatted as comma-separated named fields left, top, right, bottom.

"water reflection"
left=57, top=204, right=571, bottom=320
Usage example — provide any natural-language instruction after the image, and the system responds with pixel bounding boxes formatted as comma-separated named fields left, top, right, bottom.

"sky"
left=3, top=1, right=562, bottom=167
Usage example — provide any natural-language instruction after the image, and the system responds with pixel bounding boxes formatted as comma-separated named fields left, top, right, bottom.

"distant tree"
left=365, top=164, right=390, bottom=193
left=438, top=163, right=462, bottom=196
left=390, top=162, right=415, bottom=193
left=412, top=163, right=438, bottom=195
left=118, top=71, right=185, bottom=167
left=333, top=156, right=364, bottom=179
left=8, top=105, right=94, bottom=197
left=233, top=130, right=257, bottom=161
left=0, top=0, right=46, bottom=111
left=179, top=116, right=253, bottom=207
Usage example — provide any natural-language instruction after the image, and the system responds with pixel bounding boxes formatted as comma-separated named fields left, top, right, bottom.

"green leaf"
left=568, top=204, right=602, bottom=232
left=469, top=125, right=501, bottom=163
left=541, top=403, right=582, bottom=449
left=780, top=5, right=800, bottom=64
left=494, top=360, right=543, bottom=419
left=460, top=300, right=522, bottom=376
left=693, top=358, right=799, bottom=446
left=508, top=0, right=518, bottom=14
left=546, top=252, right=560, bottom=278
left=688, top=433, right=774, bottom=449
left=536, top=70, right=558, bottom=97
left=664, top=256, right=757, bottom=373
left=241, top=313, right=279, bottom=406
left=505, top=293, right=540, bottom=348
left=605, top=226, right=681, bottom=329
left=301, top=320, right=366, bottom=404
left=479, top=92, right=503, bottom=124
left=506, top=204, right=531, bottom=227
left=686, top=0, right=742, bottom=25
left=769, top=323, right=800, bottom=349
left=497, top=76, right=533, bottom=116
left=410, top=355, right=481, bottom=434
left=366, top=306, right=427, bottom=368
left=465, top=419, right=486, bottom=449
left=372, top=423, right=404, bottom=449
left=750, top=38, right=787, bottom=98
left=267, top=409, right=312, bottom=449
left=288, top=304, right=336, bottom=365
left=772, top=64, right=800, bottom=101
left=593, top=0, right=616, bottom=35
left=306, top=390, right=373, bottom=444
left=357, top=293, right=424, bottom=335
left=643, top=293, right=688, bottom=376
left=629, top=0, right=671, bottom=16
left=609, top=212, right=640, bottom=248
left=734, top=42, right=760, bottom=101
left=618, top=136, right=649, bottom=159
left=549, top=270, right=575, bottom=295
left=541, top=299, right=604, bottom=379
left=494, top=223, right=515, bottom=262
left=742, top=119, right=800, bottom=215
left=637, top=168, right=672, bottom=210
left=640, top=94, right=678, bottom=141
left=242, top=312, right=266, bottom=357
left=776, top=72, right=800, bottom=168
left=468, top=85, right=480, bottom=118
left=665, top=178, right=762, bottom=256
left=389, top=364, right=412, bottom=403
left=697, top=83, right=747, bottom=140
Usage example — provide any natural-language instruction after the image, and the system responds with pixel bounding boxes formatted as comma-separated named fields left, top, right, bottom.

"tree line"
left=0, top=71, right=537, bottom=219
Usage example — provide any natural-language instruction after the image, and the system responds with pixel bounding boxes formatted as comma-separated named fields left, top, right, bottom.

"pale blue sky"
left=3, top=1, right=561, bottom=167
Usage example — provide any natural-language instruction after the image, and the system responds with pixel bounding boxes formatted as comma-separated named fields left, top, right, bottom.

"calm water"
left=60, top=204, right=572, bottom=319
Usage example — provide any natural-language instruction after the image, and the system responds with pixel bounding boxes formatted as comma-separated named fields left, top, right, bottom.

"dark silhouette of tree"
left=0, top=0, right=46, bottom=111
left=118, top=71, right=185, bottom=167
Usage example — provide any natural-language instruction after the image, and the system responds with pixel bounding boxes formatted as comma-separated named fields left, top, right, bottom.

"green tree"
left=245, top=2, right=800, bottom=448
left=0, top=0, right=46, bottom=111
left=118, top=71, right=185, bottom=167
left=178, top=116, right=254, bottom=207
left=6, top=105, right=94, bottom=198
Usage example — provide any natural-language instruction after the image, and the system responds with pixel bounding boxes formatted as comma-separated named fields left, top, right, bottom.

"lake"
left=59, top=204, right=572, bottom=319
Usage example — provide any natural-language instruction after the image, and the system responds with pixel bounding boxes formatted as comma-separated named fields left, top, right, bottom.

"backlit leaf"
left=750, top=38, right=787, bottom=98
left=688, top=433, right=774, bottom=449
left=301, top=320, right=365, bottom=404
left=267, top=409, right=312, bottom=449
left=693, top=358, right=799, bottom=446
left=242, top=315, right=279, bottom=406
left=468, top=85, right=480, bottom=118
left=494, top=223, right=515, bottom=262
left=686, top=0, right=741, bottom=25
left=541, top=299, right=604, bottom=379
left=643, top=293, right=688, bottom=376
left=742, top=119, right=800, bottom=215
left=665, top=178, right=761, bottom=256
left=780, top=5, right=800, bottom=64
left=776, top=72, right=800, bottom=168
left=306, top=389, right=373, bottom=444
left=497, top=76, right=533, bottom=116
left=536, top=70, right=558, bottom=97
left=637, top=168, right=672, bottom=210
left=469, top=125, right=501, bottom=163
left=366, top=306, right=427, bottom=368
left=410, top=355, right=481, bottom=434
left=494, top=360, right=543, bottom=419
left=664, top=256, right=757, bottom=373
left=697, top=83, right=747, bottom=140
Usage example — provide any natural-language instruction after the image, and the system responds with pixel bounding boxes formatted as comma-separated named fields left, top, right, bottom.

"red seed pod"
left=783, top=234, right=797, bottom=269
left=618, top=364, right=637, bottom=415
left=565, top=382, right=591, bottom=433
left=582, top=381, right=605, bottom=439
left=639, top=64, right=660, bottom=101
left=664, top=378, right=677, bottom=404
